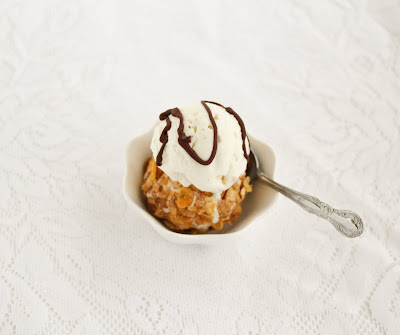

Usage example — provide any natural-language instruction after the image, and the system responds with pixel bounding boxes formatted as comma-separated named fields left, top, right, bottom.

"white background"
left=1, top=0, right=400, bottom=334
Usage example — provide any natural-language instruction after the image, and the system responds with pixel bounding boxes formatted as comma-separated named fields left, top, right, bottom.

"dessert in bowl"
left=143, top=100, right=253, bottom=233
left=123, top=101, right=277, bottom=244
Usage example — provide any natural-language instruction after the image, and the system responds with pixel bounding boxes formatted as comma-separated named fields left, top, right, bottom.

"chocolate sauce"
left=155, top=108, right=173, bottom=166
left=203, top=101, right=249, bottom=161
left=156, top=101, right=249, bottom=166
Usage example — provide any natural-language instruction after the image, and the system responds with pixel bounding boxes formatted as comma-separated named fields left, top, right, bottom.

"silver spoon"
left=246, top=150, right=364, bottom=238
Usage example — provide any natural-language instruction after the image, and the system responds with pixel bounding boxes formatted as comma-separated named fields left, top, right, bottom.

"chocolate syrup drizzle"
left=156, top=101, right=249, bottom=166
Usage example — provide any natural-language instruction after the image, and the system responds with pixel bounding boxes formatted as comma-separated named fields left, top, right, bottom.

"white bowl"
left=123, top=129, right=277, bottom=245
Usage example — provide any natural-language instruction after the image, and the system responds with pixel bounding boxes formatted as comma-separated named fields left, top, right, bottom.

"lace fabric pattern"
left=1, top=0, right=400, bottom=334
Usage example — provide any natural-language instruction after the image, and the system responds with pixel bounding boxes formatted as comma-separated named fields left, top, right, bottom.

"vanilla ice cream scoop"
left=150, top=101, right=250, bottom=194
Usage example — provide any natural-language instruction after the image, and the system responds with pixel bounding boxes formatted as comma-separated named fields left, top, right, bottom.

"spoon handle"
left=257, top=172, right=364, bottom=238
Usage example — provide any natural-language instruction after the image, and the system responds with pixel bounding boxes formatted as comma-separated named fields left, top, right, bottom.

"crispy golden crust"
left=141, top=158, right=252, bottom=233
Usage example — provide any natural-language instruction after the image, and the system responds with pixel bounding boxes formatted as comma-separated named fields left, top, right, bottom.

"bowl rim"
left=122, top=129, right=278, bottom=243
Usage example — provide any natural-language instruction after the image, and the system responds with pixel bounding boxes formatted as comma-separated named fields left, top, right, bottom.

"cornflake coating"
left=141, top=158, right=252, bottom=233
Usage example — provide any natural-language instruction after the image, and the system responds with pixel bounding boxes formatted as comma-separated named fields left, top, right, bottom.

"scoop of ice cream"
left=150, top=101, right=250, bottom=194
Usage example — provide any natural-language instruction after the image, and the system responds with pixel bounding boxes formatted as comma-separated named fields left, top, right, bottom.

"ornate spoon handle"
left=257, top=172, right=364, bottom=238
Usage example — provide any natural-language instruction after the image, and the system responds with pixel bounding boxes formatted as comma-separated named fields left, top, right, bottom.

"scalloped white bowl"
left=123, top=128, right=277, bottom=245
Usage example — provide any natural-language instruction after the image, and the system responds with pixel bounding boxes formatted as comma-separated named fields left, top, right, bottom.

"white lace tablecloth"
left=1, top=0, right=400, bottom=334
